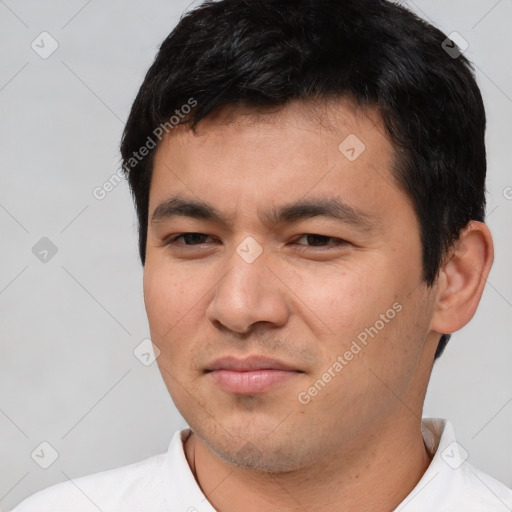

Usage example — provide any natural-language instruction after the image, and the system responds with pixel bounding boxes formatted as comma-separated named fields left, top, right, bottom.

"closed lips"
left=205, top=356, right=303, bottom=372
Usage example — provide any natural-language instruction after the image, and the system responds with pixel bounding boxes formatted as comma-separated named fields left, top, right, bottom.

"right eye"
left=164, top=233, right=216, bottom=246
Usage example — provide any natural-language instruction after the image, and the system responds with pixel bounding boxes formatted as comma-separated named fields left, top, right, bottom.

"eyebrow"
left=151, top=195, right=378, bottom=231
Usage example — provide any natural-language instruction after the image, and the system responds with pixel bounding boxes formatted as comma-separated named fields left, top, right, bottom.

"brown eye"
left=166, top=233, right=214, bottom=246
left=293, top=234, right=348, bottom=249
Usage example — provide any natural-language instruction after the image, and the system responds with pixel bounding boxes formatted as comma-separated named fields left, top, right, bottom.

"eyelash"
left=164, top=233, right=348, bottom=251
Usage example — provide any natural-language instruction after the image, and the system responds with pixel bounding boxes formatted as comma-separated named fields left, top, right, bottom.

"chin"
left=191, top=417, right=315, bottom=474
left=208, top=437, right=309, bottom=473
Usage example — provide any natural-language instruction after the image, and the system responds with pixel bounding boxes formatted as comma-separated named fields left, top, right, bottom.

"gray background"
left=0, top=0, right=510, bottom=509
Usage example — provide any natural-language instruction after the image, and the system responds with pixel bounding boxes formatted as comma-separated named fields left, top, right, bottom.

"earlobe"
left=430, top=221, right=494, bottom=335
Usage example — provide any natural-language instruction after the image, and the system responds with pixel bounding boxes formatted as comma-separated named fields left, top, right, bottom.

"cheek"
left=296, top=256, right=424, bottom=383
left=143, top=266, right=204, bottom=395
left=143, top=260, right=219, bottom=383
left=143, top=263, right=196, bottom=342
left=293, top=263, right=392, bottom=340
left=144, top=268, right=171, bottom=336
left=144, top=247, right=211, bottom=309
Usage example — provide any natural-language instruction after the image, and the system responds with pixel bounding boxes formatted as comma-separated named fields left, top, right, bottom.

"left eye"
left=292, top=234, right=347, bottom=249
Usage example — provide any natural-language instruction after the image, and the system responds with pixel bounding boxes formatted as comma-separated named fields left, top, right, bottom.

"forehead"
left=148, top=98, right=407, bottom=226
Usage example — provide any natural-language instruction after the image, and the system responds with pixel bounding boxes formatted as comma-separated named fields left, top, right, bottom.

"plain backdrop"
left=0, top=0, right=511, bottom=509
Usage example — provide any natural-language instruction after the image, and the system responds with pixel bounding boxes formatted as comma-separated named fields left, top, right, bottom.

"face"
left=144, top=99, right=438, bottom=473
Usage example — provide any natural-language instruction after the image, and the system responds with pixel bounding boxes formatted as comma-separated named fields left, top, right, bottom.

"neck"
left=184, top=415, right=433, bottom=512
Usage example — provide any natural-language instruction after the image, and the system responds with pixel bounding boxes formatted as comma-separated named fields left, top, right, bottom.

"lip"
left=205, top=355, right=301, bottom=372
left=205, top=356, right=303, bottom=394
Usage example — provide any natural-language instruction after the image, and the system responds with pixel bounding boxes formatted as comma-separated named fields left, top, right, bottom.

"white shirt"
left=9, top=418, right=512, bottom=512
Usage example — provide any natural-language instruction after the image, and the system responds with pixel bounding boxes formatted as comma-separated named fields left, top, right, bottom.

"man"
left=10, top=0, right=512, bottom=510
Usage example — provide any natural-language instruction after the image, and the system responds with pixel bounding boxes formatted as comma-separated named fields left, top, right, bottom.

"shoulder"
left=9, top=453, right=168, bottom=512
left=402, top=418, right=512, bottom=511
left=451, top=460, right=512, bottom=511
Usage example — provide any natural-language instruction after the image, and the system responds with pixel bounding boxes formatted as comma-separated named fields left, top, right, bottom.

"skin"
left=143, top=98, right=494, bottom=512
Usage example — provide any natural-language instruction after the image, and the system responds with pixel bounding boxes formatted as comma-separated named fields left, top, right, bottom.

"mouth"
left=205, top=356, right=304, bottom=394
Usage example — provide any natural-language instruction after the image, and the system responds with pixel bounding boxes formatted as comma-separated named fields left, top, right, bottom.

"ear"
left=430, top=221, right=494, bottom=335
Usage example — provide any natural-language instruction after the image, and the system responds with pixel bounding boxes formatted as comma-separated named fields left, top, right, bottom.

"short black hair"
left=120, top=0, right=487, bottom=360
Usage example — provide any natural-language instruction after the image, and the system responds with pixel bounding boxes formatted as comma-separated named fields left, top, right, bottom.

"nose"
left=206, top=244, right=290, bottom=335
